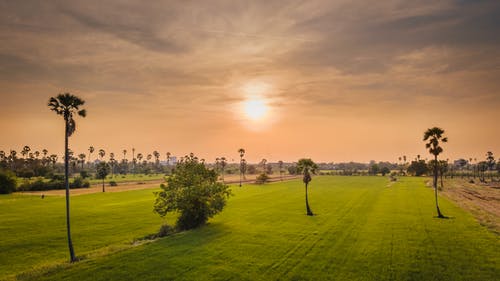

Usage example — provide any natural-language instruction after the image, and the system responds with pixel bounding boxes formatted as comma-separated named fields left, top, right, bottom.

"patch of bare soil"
left=440, top=178, right=500, bottom=234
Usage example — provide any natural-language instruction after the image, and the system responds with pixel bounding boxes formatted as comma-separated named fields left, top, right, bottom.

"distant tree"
left=219, top=157, right=227, bottom=182
left=261, top=159, right=267, bottom=174
left=297, top=158, right=318, bottom=216
left=266, top=163, right=273, bottom=175
left=240, top=159, right=247, bottom=181
left=153, top=150, right=160, bottom=171
left=96, top=161, right=110, bottom=192
left=380, top=166, right=390, bottom=176
left=78, top=153, right=86, bottom=170
left=88, top=146, right=94, bottom=165
left=166, top=152, right=171, bottom=165
left=288, top=165, right=298, bottom=175
left=486, top=151, right=495, bottom=171
left=278, top=160, right=284, bottom=180
left=369, top=163, right=380, bottom=175
left=98, top=149, right=105, bottom=161
left=21, top=145, right=30, bottom=160
left=247, top=164, right=256, bottom=174
left=238, top=148, right=245, bottom=187
left=153, top=154, right=232, bottom=230
left=132, top=147, right=136, bottom=173
left=109, top=153, right=116, bottom=177
left=0, top=169, right=17, bottom=194
left=48, top=93, right=86, bottom=262
left=438, top=160, right=448, bottom=188
left=424, top=127, right=448, bottom=218
left=49, top=154, right=58, bottom=169
left=137, top=153, right=143, bottom=166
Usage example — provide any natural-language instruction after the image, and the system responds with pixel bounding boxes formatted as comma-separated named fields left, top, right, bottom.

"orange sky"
left=1, top=1, right=499, bottom=163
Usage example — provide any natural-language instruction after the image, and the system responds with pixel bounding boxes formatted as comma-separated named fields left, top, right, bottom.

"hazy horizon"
left=1, top=1, right=499, bottom=163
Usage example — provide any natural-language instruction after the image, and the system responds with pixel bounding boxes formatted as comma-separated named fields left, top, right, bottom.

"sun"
left=243, top=98, right=268, bottom=121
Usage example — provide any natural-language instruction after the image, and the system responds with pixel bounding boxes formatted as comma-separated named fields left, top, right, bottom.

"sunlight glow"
left=243, top=98, right=269, bottom=121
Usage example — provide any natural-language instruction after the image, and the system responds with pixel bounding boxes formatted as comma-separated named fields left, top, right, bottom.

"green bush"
left=18, top=177, right=90, bottom=191
left=109, top=181, right=118, bottom=186
left=255, top=173, right=270, bottom=184
left=0, top=170, right=17, bottom=194
left=154, top=154, right=232, bottom=230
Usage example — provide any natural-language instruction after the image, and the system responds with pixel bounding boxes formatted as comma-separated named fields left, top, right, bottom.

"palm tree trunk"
left=434, top=155, right=444, bottom=218
left=305, top=183, right=313, bottom=216
left=102, top=178, right=105, bottom=193
left=64, top=119, right=76, bottom=262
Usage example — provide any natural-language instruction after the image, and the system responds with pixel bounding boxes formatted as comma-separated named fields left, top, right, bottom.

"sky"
left=0, top=0, right=499, bottom=163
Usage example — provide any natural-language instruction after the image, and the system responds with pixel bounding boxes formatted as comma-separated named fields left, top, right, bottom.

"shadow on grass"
left=435, top=215, right=454, bottom=219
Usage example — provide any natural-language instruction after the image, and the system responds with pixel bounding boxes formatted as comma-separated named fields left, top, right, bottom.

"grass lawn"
left=1, top=176, right=498, bottom=280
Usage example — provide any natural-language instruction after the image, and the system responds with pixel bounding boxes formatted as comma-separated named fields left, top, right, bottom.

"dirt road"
left=440, top=178, right=500, bottom=234
left=20, top=174, right=301, bottom=197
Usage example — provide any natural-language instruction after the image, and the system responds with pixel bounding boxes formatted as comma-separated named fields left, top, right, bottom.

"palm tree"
left=137, top=153, right=143, bottom=170
left=98, top=149, right=105, bottom=161
left=278, top=160, right=284, bottom=181
left=297, top=158, right=318, bottom=216
left=109, top=153, right=115, bottom=177
left=153, top=150, right=160, bottom=172
left=166, top=152, right=171, bottom=165
left=423, top=127, right=448, bottom=218
left=88, top=146, right=94, bottom=166
left=132, top=147, right=136, bottom=173
left=122, top=149, right=127, bottom=161
left=48, top=93, right=86, bottom=262
left=238, top=148, right=245, bottom=186
left=220, top=157, right=227, bottom=182
left=21, top=145, right=30, bottom=159
left=78, top=153, right=86, bottom=170
left=240, top=158, right=247, bottom=182
left=261, top=158, right=267, bottom=174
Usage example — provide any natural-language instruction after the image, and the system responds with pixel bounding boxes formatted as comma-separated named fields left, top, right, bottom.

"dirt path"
left=19, top=175, right=301, bottom=197
left=440, top=178, right=500, bottom=234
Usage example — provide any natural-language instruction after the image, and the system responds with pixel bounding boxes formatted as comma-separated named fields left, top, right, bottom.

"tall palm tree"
left=238, top=148, right=245, bottom=187
left=261, top=158, right=267, bottom=174
left=166, top=152, right=171, bottom=165
left=78, top=153, right=86, bottom=170
left=423, top=127, right=448, bottom=218
left=220, top=157, right=227, bottom=182
left=122, top=149, right=127, bottom=161
left=297, top=158, right=318, bottom=216
left=48, top=93, right=86, bottom=262
left=109, top=153, right=115, bottom=177
left=153, top=151, right=160, bottom=172
left=21, top=145, right=30, bottom=159
left=278, top=160, right=284, bottom=181
left=132, top=147, right=136, bottom=173
left=88, top=146, right=94, bottom=166
left=98, top=149, right=105, bottom=161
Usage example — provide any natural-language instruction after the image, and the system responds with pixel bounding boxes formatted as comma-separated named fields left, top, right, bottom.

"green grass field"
left=1, top=177, right=498, bottom=280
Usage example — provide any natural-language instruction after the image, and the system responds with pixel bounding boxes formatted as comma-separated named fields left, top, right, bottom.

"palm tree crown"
left=48, top=93, right=86, bottom=137
left=424, top=127, right=448, bottom=157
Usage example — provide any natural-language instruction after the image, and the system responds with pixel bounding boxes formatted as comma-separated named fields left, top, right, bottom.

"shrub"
left=158, top=224, right=174, bottom=237
left=17, top=177, right=89, bottom=191
left=109, top=181, right=117, bottom=186
left=154, top=154, right=232, bottom=230
left=0, top=170, right=17, bottom=194
left=72, top=177, right=90, bottom=188
left=255, top=173, right=270, bottom=184
left=80, top=170, right=90, bottom=179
